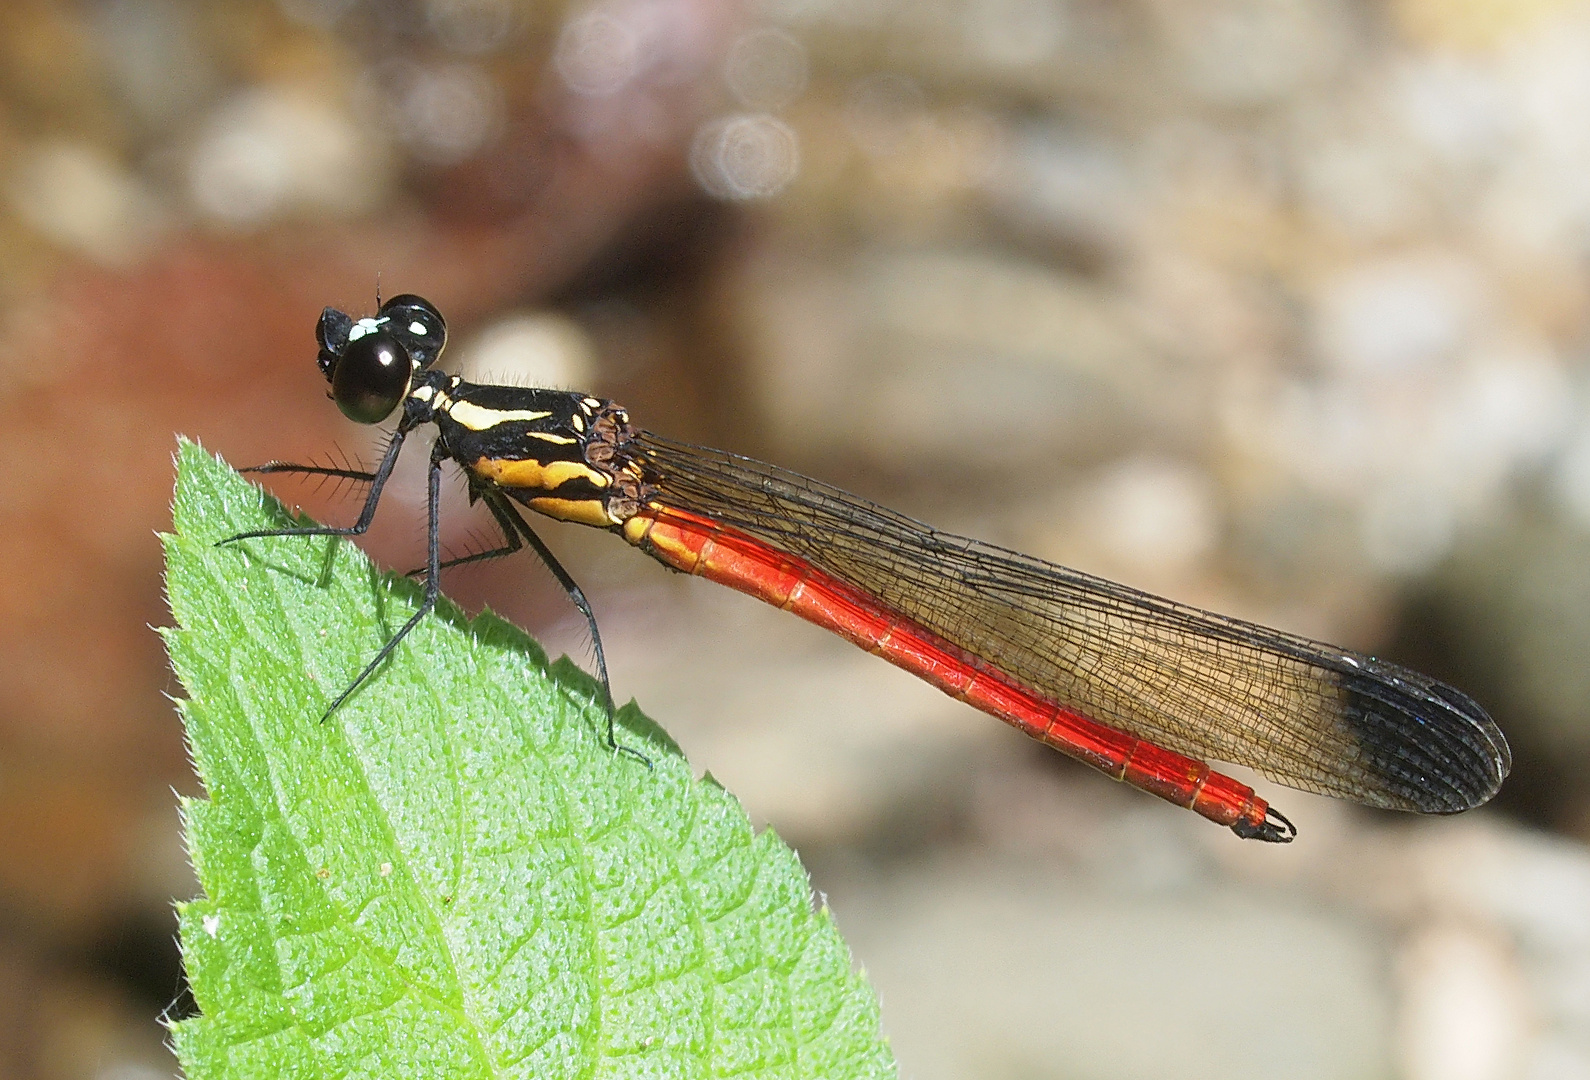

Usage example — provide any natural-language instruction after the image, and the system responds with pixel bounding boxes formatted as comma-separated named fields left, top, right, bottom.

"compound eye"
left=316, top=307, right=355, bottom=381
left=378, top=294, right=447, bottom=369
left=331, top=330, right=412, bottom=424
left=317, top=306, right=353, bottom=352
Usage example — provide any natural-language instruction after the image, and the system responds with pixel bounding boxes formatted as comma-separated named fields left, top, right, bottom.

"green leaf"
left=163, top=438, right=895, bottom=1080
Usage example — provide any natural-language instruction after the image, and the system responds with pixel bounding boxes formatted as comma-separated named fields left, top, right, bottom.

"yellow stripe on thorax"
left=471, top=457, right=610, bottom=491
left=444, top=400, right=553, bottom=430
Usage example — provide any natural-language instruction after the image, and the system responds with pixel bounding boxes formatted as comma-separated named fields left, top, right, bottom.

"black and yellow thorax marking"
left=417, top=377, right=650, bottom=528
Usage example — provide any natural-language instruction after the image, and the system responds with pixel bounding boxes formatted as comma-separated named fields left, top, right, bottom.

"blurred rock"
left=187, top=84, right=392, bottom=227
left=724, top=26, right=809, bottom=110
left=1148, top=0, right=1353, bottom=107
left=806, top=807, right=1589, bottom=1080
left=817, top=831, right=1392, bottom=1080
left=1313, top=250, right=1491, bottom=376
left=987, top=121, right=1144, bottom=257
left=1397, top=922, right=1531, bottom=1080
left=89, top=0, right=218, bottom=135
left=1393, top=504, right=1590, bottom=828
left=360, top=58, right=504, bottom=166
left=1064, top=454, right=1221, bottom=576
left=6, top=139, right=169, bottom=265
left=452, top=309, right=600, bottom=389
left=733, top=243, right=1191, bottom=471
left=690, top=112, right=801, bottom=200
left=1393, top=0, right=1578, bottom=51
left=423, top=0, right=520, bottom=55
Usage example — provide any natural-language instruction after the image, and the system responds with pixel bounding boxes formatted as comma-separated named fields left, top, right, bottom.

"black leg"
left=318, top=438, right=448, bottom=719
left=222, top=430, right=649, bottom=762
left=219, top=430, right=408, bottom=546
left=243, top=462, right=377, bottom=483
left=406, top=492, right=523, bottom=578
left=493, top=495, right=650, bottom=766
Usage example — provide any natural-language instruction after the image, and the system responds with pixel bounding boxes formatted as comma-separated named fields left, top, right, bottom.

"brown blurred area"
left=3, top=0, right=1590, bottom=1077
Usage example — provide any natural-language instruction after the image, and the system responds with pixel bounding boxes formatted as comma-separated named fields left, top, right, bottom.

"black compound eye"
left=331, top=330, right=412, bottom=424
left=317, top=306, right=353, bottom=352
left=316, top=307, right=355, bottom=381
left=378, top=294, right=447, bottom=369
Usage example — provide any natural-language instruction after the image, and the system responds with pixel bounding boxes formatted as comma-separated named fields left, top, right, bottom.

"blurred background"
left=3, top=0, right=1590, bottom=1076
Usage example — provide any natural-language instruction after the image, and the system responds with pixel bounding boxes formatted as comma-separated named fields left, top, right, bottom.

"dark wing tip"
left=1340, top=663, right=1511, bottom=814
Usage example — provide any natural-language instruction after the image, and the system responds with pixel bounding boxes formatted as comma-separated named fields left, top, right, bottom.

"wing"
left=636, top=433, right=1510, bottom=813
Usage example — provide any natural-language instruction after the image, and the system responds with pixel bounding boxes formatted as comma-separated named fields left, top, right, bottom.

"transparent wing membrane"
left=638, top=433, right=1510, bottom=813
